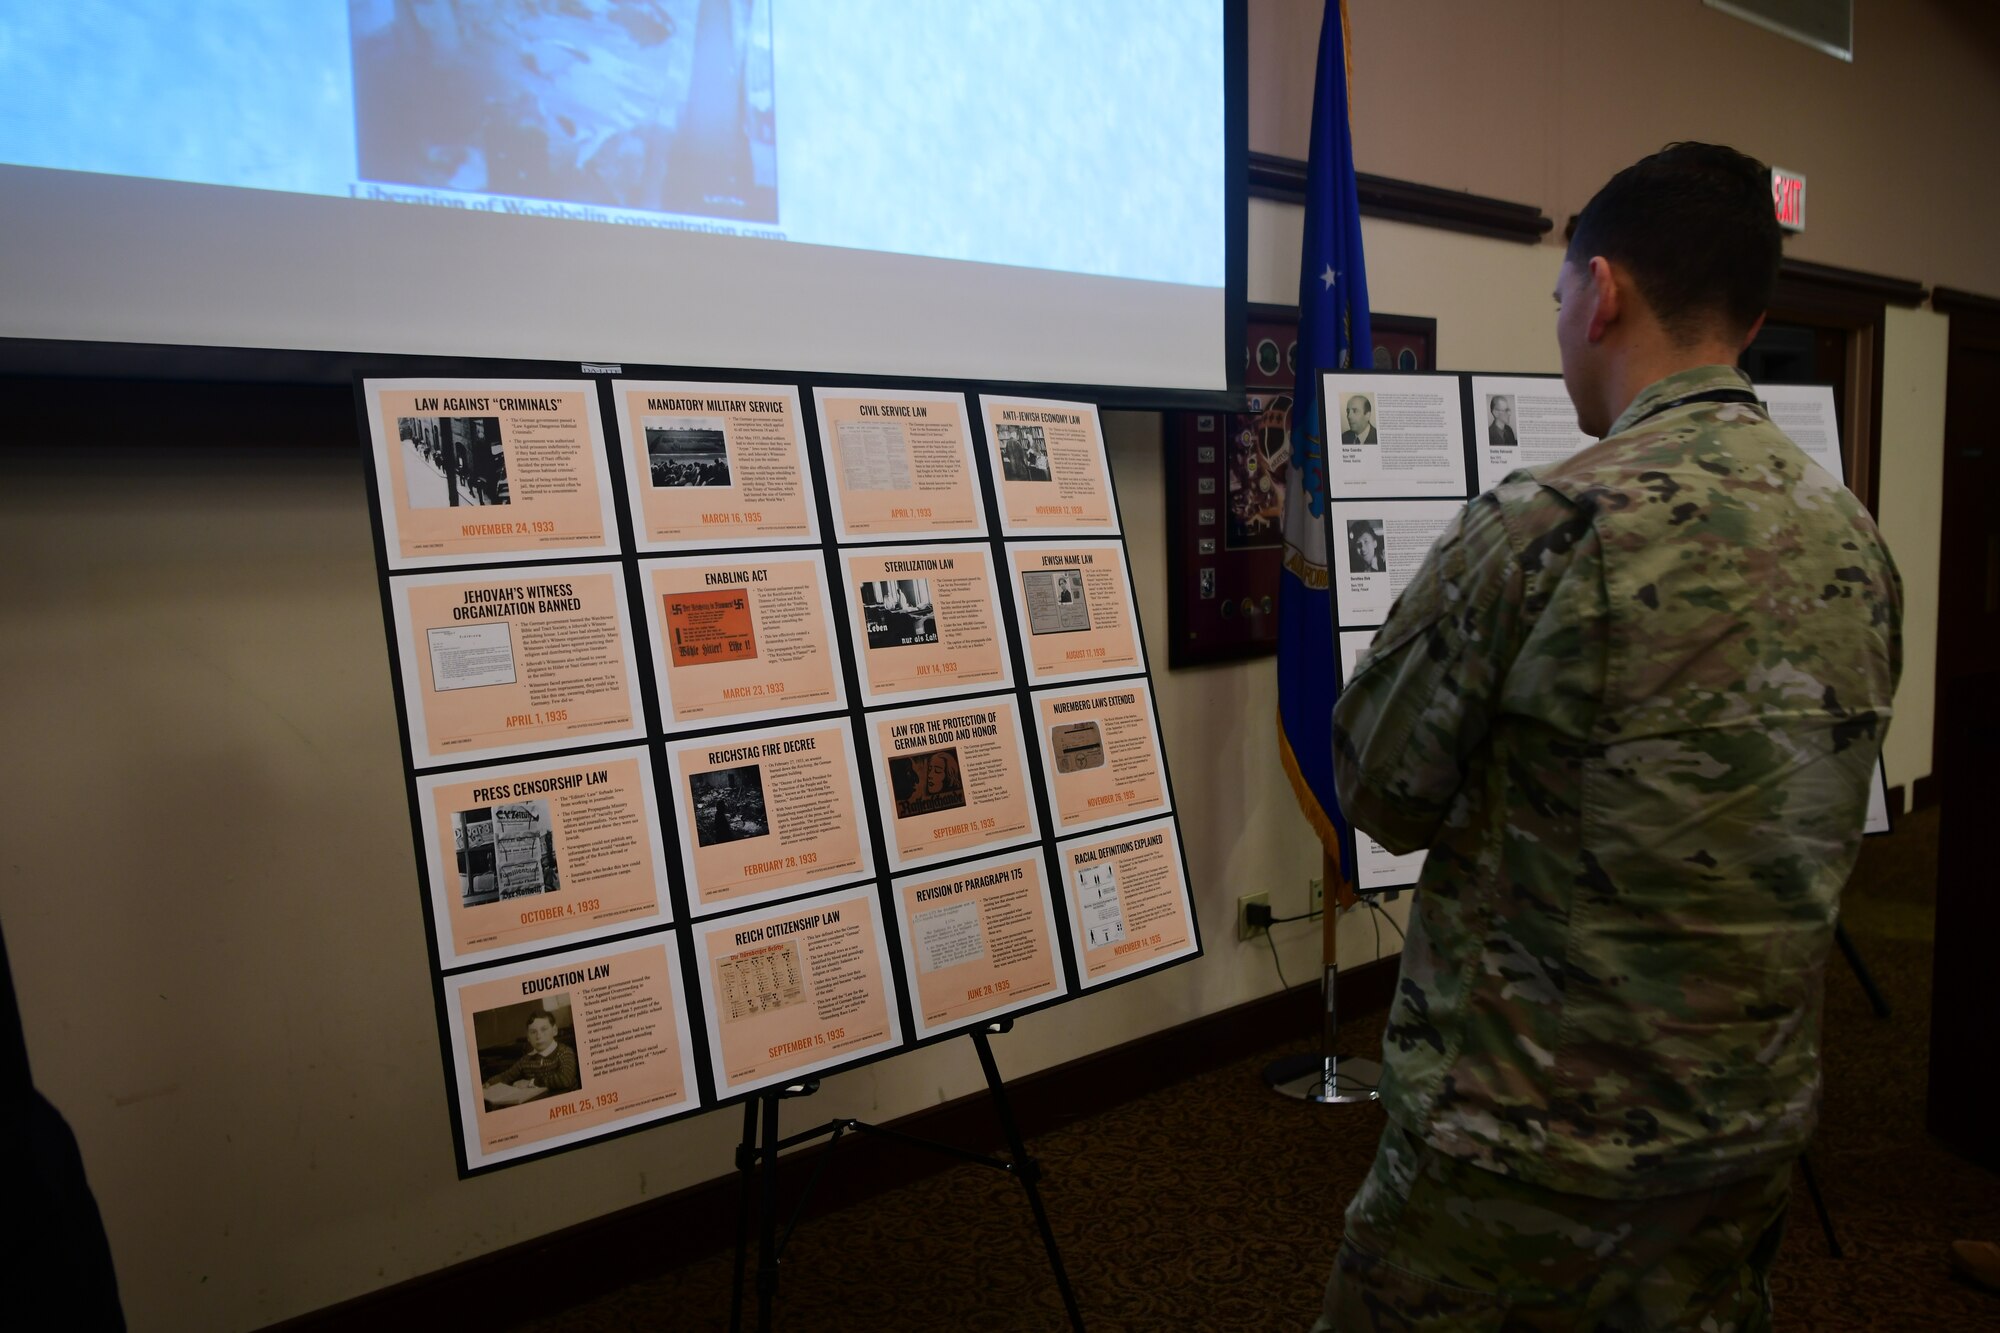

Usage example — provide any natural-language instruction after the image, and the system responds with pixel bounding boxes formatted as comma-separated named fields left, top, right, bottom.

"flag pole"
left=1264, top=849, right=1380, bottom=1102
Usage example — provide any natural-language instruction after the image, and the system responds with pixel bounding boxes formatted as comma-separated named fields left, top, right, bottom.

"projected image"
left=645, top=416, right=731, bottom=487
left=997, top=424, right=1052, bottom=483
left=350, top=0, right=777, bottom=222
left=401, top=415, right=509, bottom=506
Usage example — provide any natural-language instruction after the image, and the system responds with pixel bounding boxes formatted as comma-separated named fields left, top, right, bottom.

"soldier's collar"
left=1606, top=365, right=1760, bottom=438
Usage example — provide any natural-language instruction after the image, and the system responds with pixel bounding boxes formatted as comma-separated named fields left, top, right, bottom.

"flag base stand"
left=1266, top=1050, right=1381, bottom=1103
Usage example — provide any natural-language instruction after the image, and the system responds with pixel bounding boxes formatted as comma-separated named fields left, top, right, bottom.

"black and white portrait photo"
left=645, top=416, right=732, bottom=488
left=1487, top=394, right=1518, bottom=449
left=691, top=764, right=770, bottom=846
left=1338, top=393, right=1378, bottom=446
left=1346, top=519, right=1386, bottom=574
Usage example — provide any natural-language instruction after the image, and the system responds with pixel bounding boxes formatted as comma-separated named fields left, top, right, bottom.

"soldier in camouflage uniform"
left=1312, top=144, right=1902, bottom=1330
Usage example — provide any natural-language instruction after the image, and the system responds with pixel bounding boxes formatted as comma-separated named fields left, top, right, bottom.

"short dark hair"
left=1566, top=142, right=1781, bottom=344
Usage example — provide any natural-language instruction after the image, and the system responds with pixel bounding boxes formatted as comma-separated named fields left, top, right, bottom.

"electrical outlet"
left=1309, top=876, right=1325, bottom=916
left=1237, top=892, right=1270, bottom=941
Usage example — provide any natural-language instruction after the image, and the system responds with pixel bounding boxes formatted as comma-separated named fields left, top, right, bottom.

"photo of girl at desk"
left=479, top=1001, right=581, bottom=1109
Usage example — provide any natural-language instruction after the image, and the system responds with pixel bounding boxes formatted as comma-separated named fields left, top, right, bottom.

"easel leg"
left=729, top=1097, right=758, bottom=1333
left=1799, top=1151, right=1843, bottom=1259
left=757, top=1089, right=782, bottom=1333
left=1835, top=922, right=1892, bottom=1018
left=972, top=1025, right=1085, bottom=1332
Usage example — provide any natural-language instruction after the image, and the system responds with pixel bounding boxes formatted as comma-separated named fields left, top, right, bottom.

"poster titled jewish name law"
left=694, top=886, right=902, bottom=1098
left=1319, top=371, right=1470, bottom=499
left=1004, top=541, right=1144, bottom=685
left=1031, top=681, right=1171, bottom=836
left=892, top=849, right=1066, bottom=1040
left=416, top=747, right=673, bottom=968
left=664, top=720, right=874, bottom=917
left=1468, top=374, right=1595, bottom=493
left=445, top=936, right=701, bottom=1170
left=364, top=379, right=620, bottom=569
left=1058, top=816, right=1197, bottom=988
left=842, top=544, right=1011, bottom=706
left=638, top=552, right=845, bottom=731
left=811, top=388, right=986, bottom=541
left=391, top=564, right=646, bottom=768
left=978, top=394, right=1118, bottom=536
left=866, top=694, right=1040, bottom=872
left=610, top=380, right=820, bottom=551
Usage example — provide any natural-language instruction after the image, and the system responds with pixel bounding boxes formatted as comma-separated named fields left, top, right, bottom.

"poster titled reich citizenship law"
left=364, top=378, right=621, bottom=570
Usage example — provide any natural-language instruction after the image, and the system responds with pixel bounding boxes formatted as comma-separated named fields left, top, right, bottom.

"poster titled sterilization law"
left=1058, top=815, right=1196, bottom=988
left=663, top=719, right=874, bottom=917
left=390, top=563, right=646, bottom=768
left=1003, top=540, right=1144, bottom=685
left=415, top=746, right=673, bottom=968
left=842, top=543, right=1012, bottom=706
left=693, top=886, right=902, bottom=1098
left=1030, top=681, right=1171, bottom=836
left=865, top=693, right=1040, bottom=873
left=445, top=936, right=701, bottom=1170
left=637, top=552, right=845, bottom=731
left=978, top=394, right=1119, bottom=536
left=609, top=379, right=821, bottom=551
left=891, top=849, right=1066, bottom=1040
left=811, top=387, right=987, bottom=541
left=364, top=378, right=621, bottom=569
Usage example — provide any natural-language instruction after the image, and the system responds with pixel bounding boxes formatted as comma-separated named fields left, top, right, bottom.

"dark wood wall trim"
left=1248, top=151, right=1552, bottom=244
left=264, top=956, right=1399, bottom=1332
left=1931, top=286, right=2000, bottom=319
left=1777, top=258, right=1927, bottom=309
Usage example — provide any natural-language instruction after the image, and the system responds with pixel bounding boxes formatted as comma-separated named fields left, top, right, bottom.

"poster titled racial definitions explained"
left=360, top=369, right=1197, bottom=1175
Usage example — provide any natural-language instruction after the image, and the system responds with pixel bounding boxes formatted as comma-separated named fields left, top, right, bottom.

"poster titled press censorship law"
left=359, top=369, right=1198, bottom=1175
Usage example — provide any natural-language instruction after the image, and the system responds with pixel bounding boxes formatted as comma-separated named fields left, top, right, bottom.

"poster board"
left=358, top=366, right=1199, bottom=1174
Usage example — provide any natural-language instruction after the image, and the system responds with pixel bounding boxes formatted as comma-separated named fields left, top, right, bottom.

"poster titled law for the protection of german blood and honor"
left=811, top=387, right=987, bottom=541
left=415, top=746, right=673, bottom=968
left=363, top=379, right=622, bottom=569
left=865, top=693, right=1041, bottom=872
left=693, top=886, right=901, bottom=1098
left=445, top=936, right=701, bottom=1169
left=637, top=552, right=845, bottom=731
left=1031, top=681, right=1171, bottom=836
left=390, top=564, right=647, bottom=768
left=841, top=543, right=1012, bottom=706
left=663, top=719, right=874, bottom=917
left=1004, top=540, right=1144, bottom=685
left=1059, top=815, right=1196, bottom=988
left=609, top=380, right=820, bottom=551
left=891, top=848, right=1066, bottom=1040
left=977, top=394, right=1119, bottom=536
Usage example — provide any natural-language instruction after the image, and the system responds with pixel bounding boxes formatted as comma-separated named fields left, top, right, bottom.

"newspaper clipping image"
left=611, top=381, right=819, bottom=550
left=893, top=849, right=1066, bottom=1039
left=695, top=887, right=901, bottom=1097
left=640, top=553, right=845, bottom=729
left=867, top=694, right=1040, bottom=871
left=811, top=388, right=987, bottom=540
left=1059, top=815, right=1196, bottom=987
left=844, top=544, right=1011, bottom=704
left=979, top=394, right=1118, bottom=535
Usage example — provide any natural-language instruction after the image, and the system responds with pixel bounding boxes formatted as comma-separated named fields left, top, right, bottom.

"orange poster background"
left=872, top=698, right=1036, bottom=866
left=403, top=569, right=637, bottom=758
left=818, top=393, right=982, bottom=536
left=457, top=941, right=694, bottom=1158
left=983, top=397, right=1116, bottom=533
left=1007, top=543, right=1142, bottom=680
left=1063, top=819, right=1194, bottom=985
left=1035, top=685, right=1168, bottom=830
left=675, top=723, right=868, bottom=910
left=617, top=384, right=815, bottom=546
left=896, top=852, right=1061, bottom=1035
left=702, top=890, right=895, bottom=1092
left=429, top=754, right=666, bottom=959
left=375, top=385, right=610, bottom=561
left=844, top=546, right=1007, bottom=699
left=645, top=557, right=840, bottom=724
left=665, top=589, right=758, bottom=667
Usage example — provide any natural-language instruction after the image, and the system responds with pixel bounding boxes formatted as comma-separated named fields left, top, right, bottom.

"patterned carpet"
left=519, top=806, right=2000, bottom=1330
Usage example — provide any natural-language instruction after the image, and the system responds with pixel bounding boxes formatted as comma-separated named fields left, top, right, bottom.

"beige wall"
left=2, top=5, right=1985, bottom=1329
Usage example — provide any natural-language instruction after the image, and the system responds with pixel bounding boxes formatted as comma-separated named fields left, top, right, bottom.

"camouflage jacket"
left=1333, top=365, right=1902, bottom=1199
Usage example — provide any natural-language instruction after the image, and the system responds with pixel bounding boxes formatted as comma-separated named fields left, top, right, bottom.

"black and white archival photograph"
left=474, top=996, right=581, bottom=1109
left=1346, top=519, right=1386, bottom=574
left=890, top=747, right=967, bottom=819
left=1338, top=393, right=1378, bottom=446
left=1021, top=570, right=1091, bottom=635
left=691, top=763, right=770, bottom=847
left=860, top=578, right=938, bottom=649
left=401, top=415, right=509, bottom=507
left=645, top=416, right=732, bottom=488
left=454, top=800, right=559, bottom=905
left=997, top=423, right=1053, bottom=482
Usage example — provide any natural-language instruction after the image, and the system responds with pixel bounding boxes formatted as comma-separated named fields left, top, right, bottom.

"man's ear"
left=1738, top=311, right=1768, bottom=354
left=1586, top=256, right=1619, bottom=342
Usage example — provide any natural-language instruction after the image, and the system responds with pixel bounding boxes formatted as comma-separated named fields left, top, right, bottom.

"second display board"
left=359, top=370, right=1198, bottom=1173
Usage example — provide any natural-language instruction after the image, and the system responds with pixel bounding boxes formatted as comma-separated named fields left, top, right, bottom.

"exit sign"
left=1772, top=168, right=1806, bottom=232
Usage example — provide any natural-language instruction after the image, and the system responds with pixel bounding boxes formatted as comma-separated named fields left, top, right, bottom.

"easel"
left=729, top=1018, right=1085, bottom=1332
